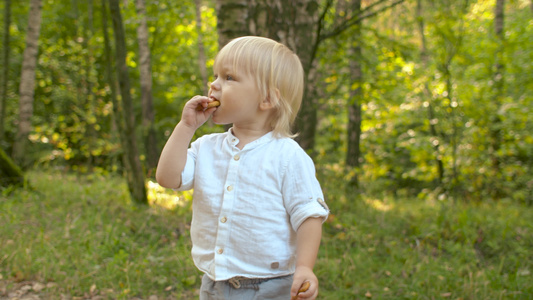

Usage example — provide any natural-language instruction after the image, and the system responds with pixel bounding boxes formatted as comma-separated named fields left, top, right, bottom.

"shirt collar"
left=227, top=127, right=275, bottom=151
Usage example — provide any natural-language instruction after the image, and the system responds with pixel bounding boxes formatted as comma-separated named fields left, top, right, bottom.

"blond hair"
left=213, top=36, right=304, bottom=138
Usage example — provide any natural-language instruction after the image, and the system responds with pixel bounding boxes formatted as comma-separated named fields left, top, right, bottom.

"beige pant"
left=199, top=274, right=293, bottom=300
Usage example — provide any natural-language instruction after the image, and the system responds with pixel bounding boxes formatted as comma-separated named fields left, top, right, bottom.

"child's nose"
left=209, top=79, right=221, bottom=91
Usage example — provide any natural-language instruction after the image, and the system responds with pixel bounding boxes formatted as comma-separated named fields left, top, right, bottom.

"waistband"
left=225, top=274, right=292, bottom=290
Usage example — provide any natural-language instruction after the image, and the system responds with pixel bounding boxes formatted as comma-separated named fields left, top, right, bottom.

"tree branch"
left=319, top=0, right=406, bottom=42
left=308, top=0, right=335, bottom=72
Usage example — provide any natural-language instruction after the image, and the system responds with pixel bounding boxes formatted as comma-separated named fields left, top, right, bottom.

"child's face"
left=209, top=62, right=264, bottom=126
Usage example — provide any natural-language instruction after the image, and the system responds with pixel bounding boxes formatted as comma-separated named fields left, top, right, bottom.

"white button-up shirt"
left=178, top=129, right=329, bottom=281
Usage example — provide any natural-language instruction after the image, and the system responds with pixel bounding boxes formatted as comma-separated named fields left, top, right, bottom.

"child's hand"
left=291, top=266, right=318, bottom=299
left=180, top=95, right=218, bottom=130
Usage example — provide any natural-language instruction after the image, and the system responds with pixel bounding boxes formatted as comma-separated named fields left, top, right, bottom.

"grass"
left=1, top=170, right=199, bottom=299
left=1, top=170, right=532, bottom=299
left=318, top=197, right=532, bottom=299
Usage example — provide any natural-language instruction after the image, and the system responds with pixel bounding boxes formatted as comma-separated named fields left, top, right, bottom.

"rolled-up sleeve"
left=283, top=149, right=329, bottom=232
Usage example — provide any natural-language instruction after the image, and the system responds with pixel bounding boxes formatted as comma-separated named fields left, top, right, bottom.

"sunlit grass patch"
left=364, top=198, right=393, bottom=212
left=146, top=180, right=193, bottom=210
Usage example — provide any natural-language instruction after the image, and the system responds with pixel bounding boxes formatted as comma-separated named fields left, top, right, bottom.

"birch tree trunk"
left=0, top=0, right=11, bottom=142
left=215, top=0, right=250, bottom=47
left=135, top=0, right=158, bottom=171
left=109, top=0, right=147, bottom=204
left=194, top=0, right=209, bottom=96
left=12, top=0, right=42, bottom=165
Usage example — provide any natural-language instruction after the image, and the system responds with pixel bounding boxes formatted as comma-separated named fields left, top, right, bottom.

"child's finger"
left=196, top=99, right=220, bottom=111
left=291, top=281, right=311, bottom=300
left=187, top=95, right=208, bottom=108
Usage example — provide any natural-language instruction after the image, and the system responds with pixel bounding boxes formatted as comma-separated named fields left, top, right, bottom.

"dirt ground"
left=0, top=279, right=198, bottom=300
left=0, top=280, right=163, bottom=300
left=1, top=280, right=63, bottom=300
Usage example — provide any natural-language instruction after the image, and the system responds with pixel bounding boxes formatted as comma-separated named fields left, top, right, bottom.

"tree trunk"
left=12, top=0, right=42, bottom=165
left=135, top=0, right=158, bottom=171
left=345, top=0, right=363, bottom=189
left=109, top=0, right=147, bottom=204
left=294, top=66, right=319, bottom=153
left=488, top=0, right=505, bottom=198
left=215, top=0, right=250, bottom=47
left=417, top=0, right=444, bottom=184
left=0, top=0, right=11, bottom=143
left=289, top=0, right=321, bottom=153
left=84, top=0, right=97, bottom=169
left=0, top=146, right=23, bottom=187
left=101, top=0, right=120, bottom=143
left=194, top=0, right=209, bottom=96
left=443, top=63, right=459, bottom=189
left=490, top=0, right=504, bottom=173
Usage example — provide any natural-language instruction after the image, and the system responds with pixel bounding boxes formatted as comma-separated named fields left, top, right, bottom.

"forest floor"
left=1, top=280, right=65, bottom=300
left=1, top=279, right=49, bottom=300
left=0, top=278, right=168, bottom=300
left=0, top=278, right=192, bottom=300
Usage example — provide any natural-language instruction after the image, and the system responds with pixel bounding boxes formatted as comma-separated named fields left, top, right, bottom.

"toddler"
left=156, top=36, right=329, bottom=300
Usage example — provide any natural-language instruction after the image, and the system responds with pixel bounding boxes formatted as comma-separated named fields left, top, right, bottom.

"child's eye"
left=226, top=75, right=234, bottom=81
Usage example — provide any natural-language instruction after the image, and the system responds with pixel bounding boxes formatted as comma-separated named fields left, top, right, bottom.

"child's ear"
left=260, top=89, right=280, bottom=111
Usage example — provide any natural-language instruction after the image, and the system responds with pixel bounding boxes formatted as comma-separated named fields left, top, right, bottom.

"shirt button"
left=217, top=248, right=224, bottom=254
left=227, top=185, right=233, bottom=191
left=317, top=198, right=329, bottom=211
left=234, top=154, right=240, bottom=161
left=220, top=216, right=227, bottom=223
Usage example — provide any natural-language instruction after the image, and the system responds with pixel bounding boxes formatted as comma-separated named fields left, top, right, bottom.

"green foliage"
left=0, top=0, right=531, bottom=199
left=1, top=0, right=220, bottom=172
left=314, top=0, right=532, bottom=201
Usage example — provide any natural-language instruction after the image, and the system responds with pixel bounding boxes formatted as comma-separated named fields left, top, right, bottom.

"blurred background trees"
left=0, top=0, right=531, bottom=203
